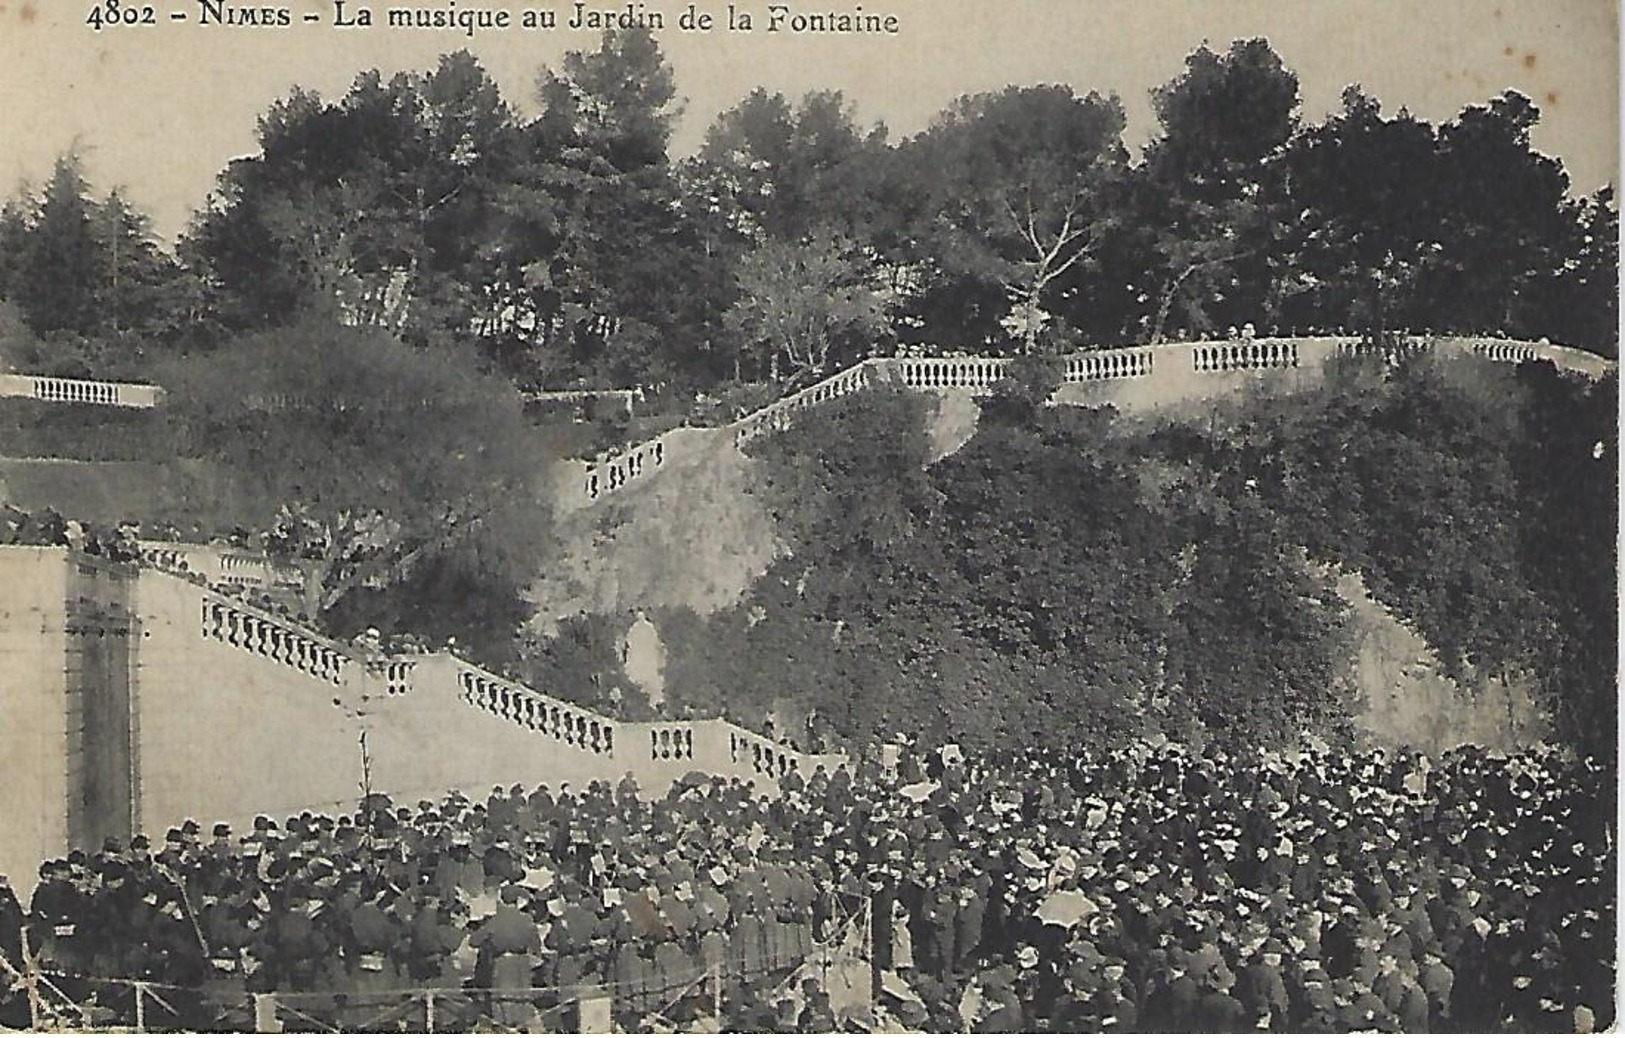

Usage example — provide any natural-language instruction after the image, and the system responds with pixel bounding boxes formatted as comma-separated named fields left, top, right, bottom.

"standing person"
left=0, top=876, right=28, bottom=1029
left=473, top=886, right=542, bottom=1029
left=954, top=870, right=989, bottom=972
left=1237, top=939, right=1290, bottom=1028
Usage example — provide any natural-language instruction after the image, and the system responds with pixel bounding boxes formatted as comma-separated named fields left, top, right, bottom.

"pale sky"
left=0, top=0, right=1617, bottom=242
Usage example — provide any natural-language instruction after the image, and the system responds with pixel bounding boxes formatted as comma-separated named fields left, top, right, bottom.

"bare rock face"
left=622, top=610, right=667, bottom=710
left=527, top=427, right=783, bottom=633
left=920, top=389, right=981, bottom=462
left=1335, top=569, right=1548, bottom=754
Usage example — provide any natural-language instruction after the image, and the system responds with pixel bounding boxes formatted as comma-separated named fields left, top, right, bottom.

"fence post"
left=19, top=929, right=41, bottom=1030
left=133, top=980, right=148, bottom=1033
left=424, top=990, right=436, bottom=1033
left=253, top=992, right=281, bottom=1032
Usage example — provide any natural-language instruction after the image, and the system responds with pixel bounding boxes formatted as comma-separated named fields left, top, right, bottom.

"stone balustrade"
left=1065, top=348, right=1155, bottom=381
left=199, top=592, right=350, bottom=685
left=726, top=724, right=797, bottom=780
left=644, top=722, right=697, bottom=763
left=732, top=363, right=879, bottom=448
left=583, top=436, right=669, bottom=502
left=1472, top=341, right=1538, bottom=364
left=621, top=719, right=839, bottom=786
left=1191, top=339, right=1300, bottom=372
left=449, top=658, right=617, bottom=757
left=0, top=373, right=163, bottom=408
left=524, top=388, right=642, bottom=416
left=569, top=335, right=1612, bottom=509
left=137, top=541, right=304, bottom=591
left=382, top=659, right=415, bottom=697
left=193, top=577, right=842, bottom=790
left=887, top=356, right=1010, bottom=391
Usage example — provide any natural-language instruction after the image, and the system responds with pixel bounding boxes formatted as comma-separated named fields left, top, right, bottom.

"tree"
left=0, top=198, right=30, bottom=306
left=1137, top=40, right=1300, bottom=341
left=723, top=231, right=890, bottom=382
left=487, top=28, right=726, bottom=389
left=186, top=80, right=420, bottom=329
left=170, top=319, right=549, bottom=621
left=1422, top=91, right=1573, bottom=335
left=18, top=155, right=101, bottom=337
left=409, top=52, right=525, bottom=350
left=695, top=88, right=887, bottom=243
left=1535, top=188, right=1619, bottom=354
left=978, top=353, right=1064, bottom=428
left=186, top=56, right=523, bottom=347
left=1277, top=86, right=1445, bottom=335
left=93, top=190, right=197, bottom=344
left=911, top=86, right=1127, bottom=352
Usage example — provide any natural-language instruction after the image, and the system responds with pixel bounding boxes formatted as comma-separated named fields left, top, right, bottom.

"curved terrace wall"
left=566, top=336, right=1613, bottom=512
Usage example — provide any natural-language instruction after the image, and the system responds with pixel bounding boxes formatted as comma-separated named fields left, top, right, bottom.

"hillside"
left=4, top=345, right=1613, bottom=760
left=529, top=352, right=1616, bottom=760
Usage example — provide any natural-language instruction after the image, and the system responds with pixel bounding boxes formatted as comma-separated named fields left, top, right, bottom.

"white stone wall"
left=1, top=548, right=830, bottom=885
left=0, top=547, right=70, bottom=898
left=130, top=571, right=366, bottom=834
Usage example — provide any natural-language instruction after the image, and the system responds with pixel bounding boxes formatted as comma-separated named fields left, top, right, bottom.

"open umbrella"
left=1036, top=889, right=1100, bottom=928
left=898, top=781, right=939, bottom=803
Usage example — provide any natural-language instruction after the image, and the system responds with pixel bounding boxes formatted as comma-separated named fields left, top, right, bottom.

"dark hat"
left=213, top=824, right=232, bottom=838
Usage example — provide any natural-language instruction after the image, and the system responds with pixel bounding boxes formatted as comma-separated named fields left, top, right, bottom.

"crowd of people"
left=0, top=736, right=1612, bottom=1033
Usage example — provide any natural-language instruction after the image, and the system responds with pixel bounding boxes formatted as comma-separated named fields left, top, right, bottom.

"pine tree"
left=20, top=155, right=101, bottom=336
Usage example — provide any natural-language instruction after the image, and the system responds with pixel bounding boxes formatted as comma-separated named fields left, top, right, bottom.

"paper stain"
left=19, top=2, right=36, bottom=22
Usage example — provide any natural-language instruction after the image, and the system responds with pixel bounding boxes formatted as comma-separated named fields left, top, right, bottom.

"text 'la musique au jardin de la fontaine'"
left=85, top=0, right=902, bottom=36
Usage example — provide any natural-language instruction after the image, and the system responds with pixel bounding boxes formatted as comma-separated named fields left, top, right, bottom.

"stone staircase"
left=140, top=555, right=843, bottom=802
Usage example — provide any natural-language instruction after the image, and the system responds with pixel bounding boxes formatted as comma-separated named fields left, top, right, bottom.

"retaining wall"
left=566, top=336, right=1613, bottom=512
left=0, top=548, right=838, bottom=895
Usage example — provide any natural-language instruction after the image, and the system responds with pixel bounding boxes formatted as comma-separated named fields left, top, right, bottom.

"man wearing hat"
left=29, top=860, right=87, bottom=981
left=405, top=893, right=464, bottom=985
left=434, top=835, right=485, bottom=900
left=1237, top=937, right=1290, bottom=1027
left=473, top=884, right=542, bottom=1028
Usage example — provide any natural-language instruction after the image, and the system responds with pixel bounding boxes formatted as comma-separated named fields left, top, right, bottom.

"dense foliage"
left=647, top=385, right=1353, bottom=753
left=640, top=357, right=1614, bottom=759
left=1219, top=353, right=1618, bottom=760
left=0, top=35, right=1614, bottom=391
left=167, top=320, right=549, bottom=630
